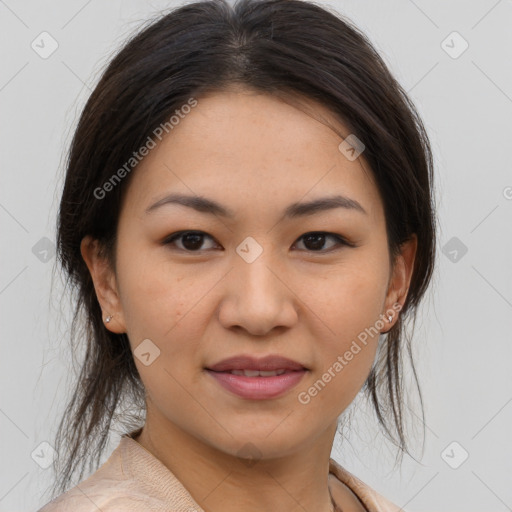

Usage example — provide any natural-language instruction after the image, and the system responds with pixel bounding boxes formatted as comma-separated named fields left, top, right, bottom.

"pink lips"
left=205, top=354, right=308, bottom=400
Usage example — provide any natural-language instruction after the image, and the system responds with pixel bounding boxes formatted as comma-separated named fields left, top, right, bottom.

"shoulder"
left=37, top=493, right=160, bottom=512
left=37, top=457, right=134, bottom=511
left=37, top=436, right=167, bottom=512
left=329, top=458, right=405, bottom=512
left=38, top=479, right=178, bottom=512
left=37, top=430, right=202, bottom=512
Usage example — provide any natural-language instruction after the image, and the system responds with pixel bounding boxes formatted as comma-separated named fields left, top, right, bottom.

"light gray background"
left=1, top=0, right=511, bottom=510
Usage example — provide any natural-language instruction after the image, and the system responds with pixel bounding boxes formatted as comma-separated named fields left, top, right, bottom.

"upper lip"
left=206, top=355, right=308, bottom=372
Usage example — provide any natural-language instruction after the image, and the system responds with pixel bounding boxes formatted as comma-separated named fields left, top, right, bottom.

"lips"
left=206, top=354, right=307, bottom=373
left=205, top=355, right=308, bottom=399
left=228, top=369, right=287, bottom=377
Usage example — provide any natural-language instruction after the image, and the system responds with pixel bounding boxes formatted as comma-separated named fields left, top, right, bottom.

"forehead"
left=121, top=89, right=383, bottom=224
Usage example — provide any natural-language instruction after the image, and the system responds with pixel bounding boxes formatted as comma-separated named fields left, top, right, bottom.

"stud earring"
left=105, top=314, right=113, bottom=323
left=380, top=314, right=395, bottom=335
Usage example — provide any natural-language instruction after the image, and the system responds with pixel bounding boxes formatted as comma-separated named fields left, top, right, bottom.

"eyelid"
left=293, top=232, right=356, bottom=252
left=163, top=230, right=221, bottom=250
left=162, top=230, right=356, bottom=253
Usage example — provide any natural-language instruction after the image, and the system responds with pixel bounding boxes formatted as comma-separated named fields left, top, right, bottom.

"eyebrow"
left=144, top=193, right=367, bottom=218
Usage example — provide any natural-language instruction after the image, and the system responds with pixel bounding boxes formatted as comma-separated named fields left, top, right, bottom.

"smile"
left=205, top=369, right=307, bottom=400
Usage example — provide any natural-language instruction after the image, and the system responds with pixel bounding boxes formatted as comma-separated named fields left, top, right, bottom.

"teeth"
left=260, top=370, right=286, bottom=376
left=242, top=370, right=260, bottom=377
left=229, top=369, right=288, bottom=377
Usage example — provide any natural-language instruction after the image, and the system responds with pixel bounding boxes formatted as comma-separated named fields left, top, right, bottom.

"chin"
left=205, top=426, right=313, bottom=461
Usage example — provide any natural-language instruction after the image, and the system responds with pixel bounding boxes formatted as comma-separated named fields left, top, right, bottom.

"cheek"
left=114, top=240, right=186, bottom=343
left=309, top=261, right=388, bottom=400
left=318, top=262, right=388, bottom=339
left=115, top=239, right=219, bottom=364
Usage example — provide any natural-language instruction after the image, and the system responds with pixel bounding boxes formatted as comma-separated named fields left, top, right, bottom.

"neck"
left=135, top=416, right=340, bottom=512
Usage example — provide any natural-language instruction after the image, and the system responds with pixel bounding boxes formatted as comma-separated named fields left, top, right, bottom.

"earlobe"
left=80, top=235, right=126, bottom=334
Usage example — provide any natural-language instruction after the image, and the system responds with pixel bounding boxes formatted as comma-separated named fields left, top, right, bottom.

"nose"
left=217, top=253, right=298, bottom=337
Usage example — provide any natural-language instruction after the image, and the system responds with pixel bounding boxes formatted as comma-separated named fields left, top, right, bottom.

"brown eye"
left=293, top=232, right=353, bottom=252
left=163, top=230, right=354, bottom=254
left=163, top=231, right=220, bottom=252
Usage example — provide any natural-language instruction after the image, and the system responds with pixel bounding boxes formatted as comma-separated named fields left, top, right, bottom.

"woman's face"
left=83, top=88, right=415, bottom=459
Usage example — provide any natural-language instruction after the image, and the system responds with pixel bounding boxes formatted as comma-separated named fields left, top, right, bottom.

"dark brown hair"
left=48, top=0, right=437, bottom=500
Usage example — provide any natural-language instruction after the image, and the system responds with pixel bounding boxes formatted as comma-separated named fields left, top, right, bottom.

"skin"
left=81, top=87, right=417, bottom=512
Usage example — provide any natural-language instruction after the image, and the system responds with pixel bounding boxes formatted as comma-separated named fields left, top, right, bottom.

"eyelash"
left=162, top=230, right=356, bottom=254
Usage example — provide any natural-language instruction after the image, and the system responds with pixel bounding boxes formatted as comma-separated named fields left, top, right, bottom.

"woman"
left=39, top=0, right=436, bottom=510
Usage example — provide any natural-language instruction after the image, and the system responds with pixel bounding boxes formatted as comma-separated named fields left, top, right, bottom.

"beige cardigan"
left=38, top=429, right=404, bottom=511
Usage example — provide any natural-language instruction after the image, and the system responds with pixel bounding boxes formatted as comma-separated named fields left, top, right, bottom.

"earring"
left=381, top=314, right=395, bottom=335
left=105, top=314, right=113, bottom=323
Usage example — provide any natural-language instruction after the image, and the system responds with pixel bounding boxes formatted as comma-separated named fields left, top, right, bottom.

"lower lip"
left=205, top=370, right=307, bottom=400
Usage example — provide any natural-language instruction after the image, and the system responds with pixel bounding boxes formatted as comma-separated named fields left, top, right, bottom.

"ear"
left=80, top=235, right=126, bottom=334
left=383, top=234, right=418, bottom=327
